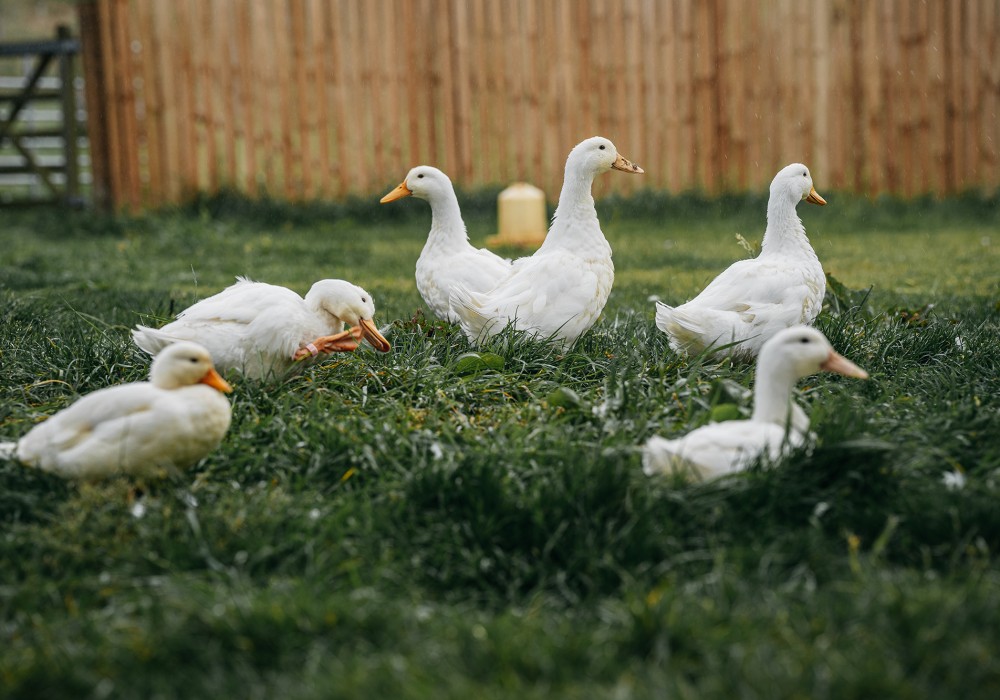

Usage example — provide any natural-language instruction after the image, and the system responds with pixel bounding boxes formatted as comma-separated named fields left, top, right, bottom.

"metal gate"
left=0, top=25, right=84, bottom=206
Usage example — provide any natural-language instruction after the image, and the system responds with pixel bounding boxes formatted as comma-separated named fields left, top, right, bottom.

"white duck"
left=0, top=342, right=233, bottom=479
left=642, top=326, right=868, bottom=480
left=132, top=278, right=391, bottom=380
left=380, top=165, right=512, bottom=323
left=449, top=137, right=643, bottom=347
left=655, top=163, right=828, bottom=358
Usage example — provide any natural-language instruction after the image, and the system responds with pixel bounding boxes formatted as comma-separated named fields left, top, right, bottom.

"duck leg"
left=293, top=327, right=363, bottom=361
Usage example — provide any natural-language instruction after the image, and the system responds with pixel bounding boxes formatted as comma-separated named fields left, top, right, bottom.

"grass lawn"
left=1, top=189, right=999, bottom=698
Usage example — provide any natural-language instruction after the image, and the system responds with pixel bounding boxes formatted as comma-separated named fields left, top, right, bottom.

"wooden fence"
left=78, top=0, right=1000, bottom=210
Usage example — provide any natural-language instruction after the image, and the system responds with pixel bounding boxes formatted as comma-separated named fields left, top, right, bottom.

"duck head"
left=762, top=326, right=867, bottom=381
left=771, top=163, right=826, bottom=207
left=306, top=280, right=391, bottom=352
left=150, top=341, right=233, bottom=393
left=565, top=136, right=644, bottom=178
left=380, top=165, right=453, bottom=204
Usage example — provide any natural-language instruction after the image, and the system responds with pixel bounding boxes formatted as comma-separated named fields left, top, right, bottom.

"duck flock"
left=0, top=136, right=871, bottom=483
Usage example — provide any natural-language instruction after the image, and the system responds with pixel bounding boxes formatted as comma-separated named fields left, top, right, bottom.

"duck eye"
left=189, top=357, right=199, bottom=362
left=802, top=172, right=807, bottom=177
left=799, top=337, right=810, bottom=344
left=361, top=297, right=367, bottom=303
left=417, top=174, right=424, bottom=179
left=599, top=145, right=606, bottom=150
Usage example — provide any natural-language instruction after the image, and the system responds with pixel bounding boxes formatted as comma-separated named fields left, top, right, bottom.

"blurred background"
left=1, top=0, right=998, bottom=209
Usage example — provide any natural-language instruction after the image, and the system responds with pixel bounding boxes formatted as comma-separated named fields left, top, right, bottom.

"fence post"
left=77, top=0, right=111, bottom=210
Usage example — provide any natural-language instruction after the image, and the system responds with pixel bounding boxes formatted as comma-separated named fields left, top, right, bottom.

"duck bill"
left=611, top=153, right=644, bottom=174
left=359, top=318, right=391, bottom=352
left=380, top=181, right=412, bottom=203
left=805, top=186, right=827, bottom=205
left=199, top=368, right=233, bottom=393
left=820, top=351, right=868, bottom=379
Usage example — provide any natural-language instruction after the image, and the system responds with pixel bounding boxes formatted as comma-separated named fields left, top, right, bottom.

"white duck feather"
left=1, top=342, right=233, bottom=479
left=381, top=166, right=511, bottom=323
left=449, top=137, right=643, bottom=347
left=655, top=163, right=828, bottom=358
left=643, top=326, right=867, bottom=480
left=132, top=278, right=390, bottom=379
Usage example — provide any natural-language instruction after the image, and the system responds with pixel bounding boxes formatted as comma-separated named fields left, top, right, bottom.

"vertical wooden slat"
left=112, top=0, right=140, bottom=207
left=289, top=0, right=310, bottom=197
left=276, top=1, right=296, bottom=198
left=175, top=0, right=197, bottom=199
left=95, top=0, right=123, bottom=207
left=379, top=0, right=402, bottom=182
left=330, top=0, right=347, bottom=194
left=198, top=0, right=218, bottom=192
left=678, top=0, right=696, bottom=189
left=861, top=0, right=882, bottom=192
left=961, top=0, right=978, bottom=190
left=216, top=0, right=237, bottom=190
left=400, top=0, right=421, bottom=171
left=524, top=0, right=547, bottom=192
left=547, top=0, right=565, bottom=191
left=621, top=0, right=642, bottom=194
left=356, top=0, right=379, bottom=194
left=468, top=0, right=488, bottom=183
left=661, top=0, right=680, bottom=191
left=449, top=0, right=472, bottom=183
left=235, top=0, right=257, bottom=194
left=486, top=0, right=509, bottom=183
left=189, top=0, right=206, bottom=191
left=134, top=1, right=158, bottom=201
left=77, top=1, right=111, bottom=209
left=307, top=0, right=331, bottom=197
left=640, top=0, right=660, bottom=189
left=985, top=0, right=1000, bottom=191
left=574, top=0, right=593, bottom=141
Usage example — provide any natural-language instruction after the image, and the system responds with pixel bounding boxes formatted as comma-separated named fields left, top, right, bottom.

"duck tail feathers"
left=0, top=441, right=18, bottom=461
left=449, top=285, right=489, bottom=339
left=653, top=301, right=675, bottom=333
left=656, top=303, right=705, bottom=339
left=131, top=325, right=180, bottom=357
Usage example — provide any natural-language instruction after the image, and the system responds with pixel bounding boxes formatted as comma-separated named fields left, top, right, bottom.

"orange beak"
left=380, top=181, right=412, bottom=203
left=199, top=368, right=233, bottom=393
left=820, top=350, right=868, bottom=379
left=805, top=186, right=827, bottom=205
left=611, top=152, right=644, bottom=174
left=359, top=318, right=391, bottom=352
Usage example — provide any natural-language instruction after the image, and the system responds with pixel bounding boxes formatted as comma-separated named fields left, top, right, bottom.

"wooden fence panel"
left=77, top=0, right=1000, bottom=209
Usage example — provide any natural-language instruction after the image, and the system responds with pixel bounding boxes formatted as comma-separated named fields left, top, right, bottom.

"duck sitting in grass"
left=0, top=342, right=233, bottom=479
left=380, top=165, right=511, bottom=323
left=449, top=136, right=643, bottom=348
left=133, top=277, right=390, bottom=380
left=655, top=163, right=827, bottom=358
left=642, top=326, right=868, bottom=480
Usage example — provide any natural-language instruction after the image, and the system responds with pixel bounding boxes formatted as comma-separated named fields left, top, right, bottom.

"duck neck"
left=304, top=295, right=346, bottom=333
left=543, top=170, right=602, bottom=252
left=760, top=196, right=815, bottom=259
left=424, top=190, right=470, bottom=252
left=751, top=353, right=798, bottom=427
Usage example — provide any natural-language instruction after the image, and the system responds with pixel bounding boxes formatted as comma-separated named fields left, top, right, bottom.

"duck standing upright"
left=642, top=326, right=868, bottom=480
left=655, top=163, right=827, bottom=358
left=0, top=342, right=233, bottom=479
left=450, top=137, right=643, bottom=347
left=380, top=166, right=511, bottom=323
left=133, top=278, right=390, bottom=380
